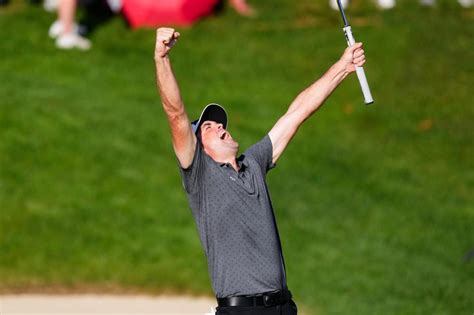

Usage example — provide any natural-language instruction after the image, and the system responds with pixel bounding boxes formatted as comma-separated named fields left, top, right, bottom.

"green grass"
left=1, top=0, right=473, bottom=314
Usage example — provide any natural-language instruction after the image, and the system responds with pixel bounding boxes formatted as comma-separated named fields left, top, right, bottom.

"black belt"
left=217, top=289, right=292, bottom=308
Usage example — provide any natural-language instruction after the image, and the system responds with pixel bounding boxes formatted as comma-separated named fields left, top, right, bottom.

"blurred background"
left=0, top=0, right=473, bottom=314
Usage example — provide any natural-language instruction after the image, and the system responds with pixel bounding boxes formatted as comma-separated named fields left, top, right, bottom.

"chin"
left=230, top=140, right=239, bottom=150
left=224, top=141, right=239, bottom=155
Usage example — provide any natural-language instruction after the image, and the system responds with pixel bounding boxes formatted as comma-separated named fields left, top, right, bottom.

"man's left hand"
left=340, top=42, right=366, bottom=73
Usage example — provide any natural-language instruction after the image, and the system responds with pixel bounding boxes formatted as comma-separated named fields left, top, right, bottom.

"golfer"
left=154, top=27, right=366, bottom=315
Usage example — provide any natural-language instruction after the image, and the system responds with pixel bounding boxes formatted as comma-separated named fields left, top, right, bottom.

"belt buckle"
left=263, top=291, right=280, bottom=307
left=263, top=294, right=275, bottom=307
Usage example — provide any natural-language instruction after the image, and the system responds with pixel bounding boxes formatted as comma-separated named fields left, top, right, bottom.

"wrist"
left=335, top=59, right=349, bottom=74
left=155, top=53, right=170, bottom=63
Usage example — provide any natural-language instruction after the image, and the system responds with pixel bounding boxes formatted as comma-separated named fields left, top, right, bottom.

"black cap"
left=191, top=103, right=228, bottom=134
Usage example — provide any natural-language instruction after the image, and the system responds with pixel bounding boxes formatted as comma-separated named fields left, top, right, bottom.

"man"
left=154, top=27, right=366, bottom=315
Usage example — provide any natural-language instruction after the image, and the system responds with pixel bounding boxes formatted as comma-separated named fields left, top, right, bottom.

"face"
left=199, top=120, right=239, bottom=160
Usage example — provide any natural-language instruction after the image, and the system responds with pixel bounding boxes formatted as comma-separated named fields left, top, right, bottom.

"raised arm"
left=155, top=28, right=196, bottom=169
left=268, top=43, right=366, bottom=164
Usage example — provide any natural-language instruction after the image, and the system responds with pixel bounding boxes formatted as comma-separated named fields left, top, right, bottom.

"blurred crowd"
left=44, top=0, right=257, bottom=50
left=0, top=0, right=257, bottom=50
left=331, top=0, right=473, bottom=10
left=0, top=0, right=472, bottom=51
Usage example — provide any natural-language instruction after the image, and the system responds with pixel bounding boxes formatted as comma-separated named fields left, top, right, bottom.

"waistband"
left=217, top=289, right=292, bottom=308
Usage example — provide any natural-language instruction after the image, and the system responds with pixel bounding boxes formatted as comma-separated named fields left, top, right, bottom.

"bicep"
left=168, top=113, right=196, bottom=169
left=268, top=109, right=305, bottom=164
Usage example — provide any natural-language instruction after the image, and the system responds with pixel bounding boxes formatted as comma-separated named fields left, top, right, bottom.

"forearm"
left=288, top=59, right=349, bottom=118
left=155, top=55, right=186, bottom=119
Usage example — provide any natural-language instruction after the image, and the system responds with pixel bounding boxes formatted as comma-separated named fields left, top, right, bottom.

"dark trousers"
left=215, top=299, right=297, bottom=315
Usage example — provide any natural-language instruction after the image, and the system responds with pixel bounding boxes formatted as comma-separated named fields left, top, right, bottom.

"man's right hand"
left=155, top=27, right=180, bottom=59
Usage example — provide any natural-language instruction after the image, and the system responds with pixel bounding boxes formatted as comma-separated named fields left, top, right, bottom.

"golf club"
left=336, top=0, right=374, bottom=105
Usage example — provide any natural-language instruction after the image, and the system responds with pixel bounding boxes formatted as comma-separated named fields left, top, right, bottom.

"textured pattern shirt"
left=179, top=135, right=286, bottom=298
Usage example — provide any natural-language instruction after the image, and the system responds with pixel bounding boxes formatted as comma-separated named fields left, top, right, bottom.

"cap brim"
left=192, top=103, right=228, bottom=134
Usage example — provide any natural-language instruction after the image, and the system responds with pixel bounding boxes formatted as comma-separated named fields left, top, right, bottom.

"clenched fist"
left=340, top=42, right=366, bottom=73
left=155, top=27, right=180, bottom=59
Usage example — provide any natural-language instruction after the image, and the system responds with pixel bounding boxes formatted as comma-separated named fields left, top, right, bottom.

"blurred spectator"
left=419, top=0, right=474, bottom=6
left=330, top=0, right=473, bottom=10
left=44, top=0, right=59, bottom=12
left=455, top=0, right=473, bottom=7
left=228, top=0, right=256, bottom=16
left=377, top=0, right=395, bottom=8
left=329, top=0, right=348, bottom=10
left=78, top=0, right=120, bottom=36
left=49, top=0, right=91, bottom=50
left=0, top=0, right=41, bottom=7
left=419, top=0, right=435, bottom=5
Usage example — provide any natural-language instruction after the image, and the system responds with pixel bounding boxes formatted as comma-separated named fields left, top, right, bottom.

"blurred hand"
left=340, top=42, right=366, bottom=73
left=155, top=27, right=180, bottom=59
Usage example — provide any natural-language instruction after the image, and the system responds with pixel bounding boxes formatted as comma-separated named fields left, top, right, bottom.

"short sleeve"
left=243, top=134, right=276, bottom=174
left=178, top=140, right=205, bottom=194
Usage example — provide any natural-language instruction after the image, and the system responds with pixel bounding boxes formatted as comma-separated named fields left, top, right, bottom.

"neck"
left=205, top=149, right=239, bottom=171
left=217, top=155, right=239, bottom=171
left=225, top=158, right=240, bottom=172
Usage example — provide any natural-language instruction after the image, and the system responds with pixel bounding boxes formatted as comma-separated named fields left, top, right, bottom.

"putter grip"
left=343, top=26, right=374, bottom=105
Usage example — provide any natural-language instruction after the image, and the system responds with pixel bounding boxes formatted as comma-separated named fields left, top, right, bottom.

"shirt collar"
left=220, top=155, right=248, bottom=171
